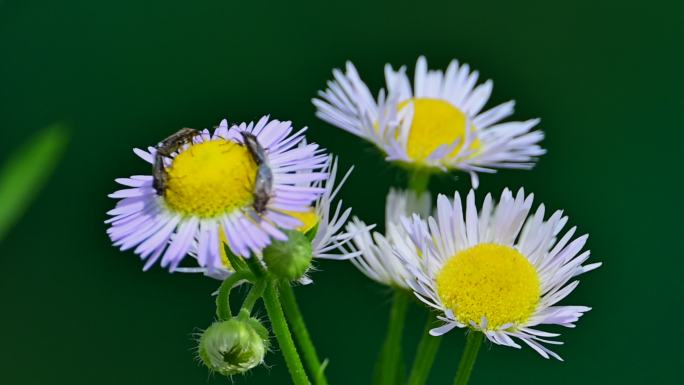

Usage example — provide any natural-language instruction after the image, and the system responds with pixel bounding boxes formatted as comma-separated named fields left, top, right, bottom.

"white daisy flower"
left=313, top=56, right=545, bottom=187
left=347, top=188, right=431, bottom=289
left=396, top=188, right=601, bottom=360
left=177, top=156, right=361, bottom=282
left=106, top=116, right=329, bottom=274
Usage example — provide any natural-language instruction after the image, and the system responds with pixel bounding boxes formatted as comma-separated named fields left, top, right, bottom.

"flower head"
left=313, top=57, right=545, bottom=187
left=106, top=117, right=328, bottom=273
left=347, top=188, right=431, bottom=289
left=396, top=189, right=601, bottom=359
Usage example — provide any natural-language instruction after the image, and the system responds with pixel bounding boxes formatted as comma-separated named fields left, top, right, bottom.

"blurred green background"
left=1, top=1, right=681, bottom=384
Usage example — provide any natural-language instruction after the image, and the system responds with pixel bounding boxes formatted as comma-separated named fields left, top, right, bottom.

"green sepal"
left=245, top=253, right=267, bottom=278
left=223, top=243, right=250, bottom=274
left=304, top=222, right=319, bottom=243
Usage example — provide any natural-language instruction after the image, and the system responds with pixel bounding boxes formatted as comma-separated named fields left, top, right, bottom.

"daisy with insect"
left=106, top=116, right=329, bottom=273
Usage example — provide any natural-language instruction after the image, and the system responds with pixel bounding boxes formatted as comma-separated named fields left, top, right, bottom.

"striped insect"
left=240, top=131, right=273, bottom=214
left=152, top=127, right=199, bottom=195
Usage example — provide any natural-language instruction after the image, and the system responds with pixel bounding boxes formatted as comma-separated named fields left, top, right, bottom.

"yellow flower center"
left=164, top=140, right=257, bottom=217
left=435, top=243, right=540, bottom=330
left=283, top=208, right=319, bottom=233
left=399, top=98, right=481, bottom=162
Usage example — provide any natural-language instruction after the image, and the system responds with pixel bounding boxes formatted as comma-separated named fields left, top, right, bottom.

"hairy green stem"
left=278, top=281, right=329, bottom=385
left=407, top=169, right=430, bottom=193
left=407, top=316, right=442, bottom=385
left=373, top=290, right=410, bottom=385
left=215, top=271, right=250, bottom=320
left=453, top=332, right=483, bottom=385
left=262, top=280, right=311, bottom=385
left=240, top=278, right=266, bottom=315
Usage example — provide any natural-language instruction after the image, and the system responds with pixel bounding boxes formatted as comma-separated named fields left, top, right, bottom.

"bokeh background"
left=1, top=1, right=682, bottom=384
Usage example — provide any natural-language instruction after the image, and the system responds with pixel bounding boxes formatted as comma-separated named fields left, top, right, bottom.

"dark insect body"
left=152, top=128, right=199, bottom=195
left=240, top=131, right=268, bottom=165
left=240, top=132, right=273, bottom=214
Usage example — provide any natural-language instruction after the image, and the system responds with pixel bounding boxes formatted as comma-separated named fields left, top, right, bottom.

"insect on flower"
left=107, top=117, right=329, bottom=269
left=153, top=127, right=199, bottom=195
left=241, top=131, right=273, bottom=214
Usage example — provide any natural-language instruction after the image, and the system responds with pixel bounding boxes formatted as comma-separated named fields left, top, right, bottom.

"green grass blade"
left=0, top=124, right=69, bottom=240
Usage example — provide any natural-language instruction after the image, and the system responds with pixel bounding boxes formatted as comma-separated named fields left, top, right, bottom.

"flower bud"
left=198, top=318, right=269, bottom=376
left=262, top=229, right=313, bottom=281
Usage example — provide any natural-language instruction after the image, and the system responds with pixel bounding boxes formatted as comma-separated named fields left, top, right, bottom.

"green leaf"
left=0, top=124, right=69, bottom=241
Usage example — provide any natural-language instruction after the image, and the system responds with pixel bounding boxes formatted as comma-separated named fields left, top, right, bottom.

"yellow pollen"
left=435, top=243, right=540, bottom=330
left=164, top=140, right=257, bottom=217
left=283, top=208, right=319, bottom=233
left=398, top=98, right=481, bottom=162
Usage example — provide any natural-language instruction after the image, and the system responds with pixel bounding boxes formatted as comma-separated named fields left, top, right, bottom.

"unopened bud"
left=198, top=317, right=269, bottom=376
left=262, top=229, right=313, bottom=281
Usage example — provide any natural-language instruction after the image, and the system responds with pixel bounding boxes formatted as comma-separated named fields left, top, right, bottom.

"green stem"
left=452, top=332, right=483, bottom=385
left=240, top=278, right=267, bottom=315
left=262, top=280, right=311, bottom=385
left=407, top=169, right=430, bottom=193
left=278, top=281, right=329, bottom=385
left=215, top=271, right=250, bottom=320
left=407, top=316, right=442, bottom=385
left=373, top=290, right=410, bottom=385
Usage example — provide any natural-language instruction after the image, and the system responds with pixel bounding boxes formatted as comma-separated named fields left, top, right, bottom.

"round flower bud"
left=262, top=229, right=313, bottom=281
left=198, top=317, right=269, bottom=376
